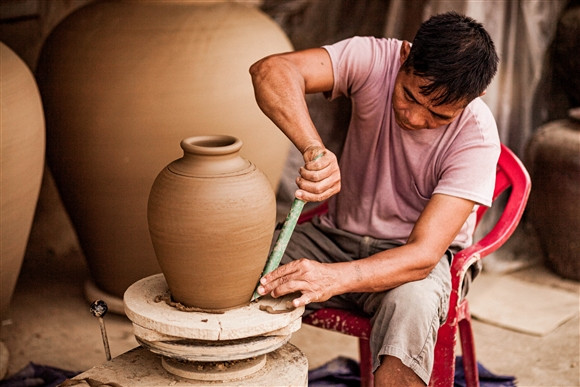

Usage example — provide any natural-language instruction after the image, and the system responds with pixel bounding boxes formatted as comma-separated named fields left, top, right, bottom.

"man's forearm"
left=336, top=244, right=441, bottom=295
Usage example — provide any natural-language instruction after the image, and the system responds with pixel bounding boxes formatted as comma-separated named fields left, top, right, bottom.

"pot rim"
left=180, top=135, right=242, bottom=156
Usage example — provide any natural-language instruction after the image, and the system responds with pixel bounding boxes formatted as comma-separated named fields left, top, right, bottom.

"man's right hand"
left=295, top=146, right=341, bottom=203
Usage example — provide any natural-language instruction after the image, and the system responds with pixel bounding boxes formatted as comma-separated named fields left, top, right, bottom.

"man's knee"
left=368, top=281, right=440, bottom=323
left=367, top=282, right=442, bottom=383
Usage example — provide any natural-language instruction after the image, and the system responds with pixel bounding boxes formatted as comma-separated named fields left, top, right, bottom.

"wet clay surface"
left=154, top=293, right=226, bottom=315
left=148, top=136, right=277, bottom=310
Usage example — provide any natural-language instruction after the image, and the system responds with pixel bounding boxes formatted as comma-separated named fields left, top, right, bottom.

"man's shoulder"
left=346, top=36, right=402, bottom=45
left=323, top=36, right=402, bottom=99
left=324, top=36, right=402, bottom=57
left=459, top=97, right=498, bottom=137
left=444, top=98, right=500, bottom=159
left=466, top=97, right=494, bottom=117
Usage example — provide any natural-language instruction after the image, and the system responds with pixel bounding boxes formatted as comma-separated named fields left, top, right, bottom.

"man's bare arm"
left=258, top=194, right=475, bottom=306
left=249, top=48, right=340, bottom=202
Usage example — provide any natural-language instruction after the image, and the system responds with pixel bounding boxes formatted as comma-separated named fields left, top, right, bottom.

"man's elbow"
left=249, top=57, right=263, bottom=79
left=249, top=55, right=279, bottom=82
left=414, top=248, right=447, bottom=280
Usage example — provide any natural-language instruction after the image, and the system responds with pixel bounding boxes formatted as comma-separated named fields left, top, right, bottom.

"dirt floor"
left=1, top=171, right=579, bottom=386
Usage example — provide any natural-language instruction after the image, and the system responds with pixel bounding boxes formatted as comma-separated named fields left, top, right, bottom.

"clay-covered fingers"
left=257, top=260, right=301, bottom=296
left=296, top=150, right=341, bottom=202
left=257, top=259, right=335, bottom=307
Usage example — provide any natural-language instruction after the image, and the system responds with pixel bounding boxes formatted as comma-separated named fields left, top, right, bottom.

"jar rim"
left=180, top=135, right=242, bottom=156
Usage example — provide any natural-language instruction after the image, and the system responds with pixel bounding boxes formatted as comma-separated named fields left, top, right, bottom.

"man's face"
left=392, top=68, right=467, bottom=131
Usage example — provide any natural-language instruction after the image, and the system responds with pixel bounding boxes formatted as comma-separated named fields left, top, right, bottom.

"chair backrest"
left=431, top=143, right=530, bottom=387
left=470, top=143, right=531, bottom=259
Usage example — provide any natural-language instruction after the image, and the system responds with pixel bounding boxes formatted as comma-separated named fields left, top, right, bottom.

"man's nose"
left=406, top=110, right=429, bottom=129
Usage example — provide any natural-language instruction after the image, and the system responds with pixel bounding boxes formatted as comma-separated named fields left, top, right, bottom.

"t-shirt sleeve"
left=433, top=102, right=501, bottom=207
left=323, top=36, right=399, bottom=101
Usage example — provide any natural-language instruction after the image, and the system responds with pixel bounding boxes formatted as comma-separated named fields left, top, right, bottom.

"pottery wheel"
left=124, top=274, right=304, bottom=363
left=161, top=355, right=267, bottom=381
left=72, top=344, right=308, bottom=386
left=135, top=331, right=293, bottom=362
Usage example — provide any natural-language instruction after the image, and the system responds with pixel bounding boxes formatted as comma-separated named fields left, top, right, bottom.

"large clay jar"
left=148, top=135, right=275, bottom=310
left=0, top=43, right=45, bottom=320
left=526, top=114, right=580, bottom=281
left=35, top=0, right=292, bottom=303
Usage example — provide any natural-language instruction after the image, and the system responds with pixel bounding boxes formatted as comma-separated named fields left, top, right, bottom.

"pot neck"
left=169, top=135, right=251, bottom=177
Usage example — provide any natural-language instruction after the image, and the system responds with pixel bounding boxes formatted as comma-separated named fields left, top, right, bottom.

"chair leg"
left=429, top=322, right=457, bottom=387
left=359, top=337, right=374, bottom=387
left=458, top=313, right=479, bottom=387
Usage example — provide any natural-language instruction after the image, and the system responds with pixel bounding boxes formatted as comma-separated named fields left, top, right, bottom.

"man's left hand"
left=257, top=258, right=339, bottom=307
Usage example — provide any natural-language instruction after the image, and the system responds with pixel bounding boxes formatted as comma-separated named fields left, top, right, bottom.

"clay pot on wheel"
left=527, top=112, right=580, bottom=281
left=148, top=135, right=276, bottom=310
left=0, top=43, right=45, bottom=321
left=35, top=0, right=292, bottom=304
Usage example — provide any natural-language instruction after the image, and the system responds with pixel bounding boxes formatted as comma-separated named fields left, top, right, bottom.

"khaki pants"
left=274, top=216, right=452, bottom=384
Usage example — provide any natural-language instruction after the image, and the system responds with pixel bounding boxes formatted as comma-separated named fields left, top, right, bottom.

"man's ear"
left=399, top=40, right=411, bottom=65
left=480, top=89, right=487, bottom=96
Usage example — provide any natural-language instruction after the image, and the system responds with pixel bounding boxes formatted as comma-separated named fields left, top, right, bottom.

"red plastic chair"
left=300, top=144, right=531, bottom=387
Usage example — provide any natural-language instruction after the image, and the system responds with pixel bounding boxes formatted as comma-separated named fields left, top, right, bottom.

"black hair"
left=401, top=11, right=499, bottom=106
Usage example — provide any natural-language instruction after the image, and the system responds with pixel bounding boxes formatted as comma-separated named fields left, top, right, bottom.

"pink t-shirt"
left=321, top=36, right=500, bottom=248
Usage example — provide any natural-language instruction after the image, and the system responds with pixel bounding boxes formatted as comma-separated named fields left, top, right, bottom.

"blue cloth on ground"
left=0, top=363, right=79, bottom=387
left=308, top=357, right=361, bottom=387
left=307, top=356, right=517, bottom=386
left=454, top=356, right=517, bottom=387
left=1, top=356, right=517, bottom=386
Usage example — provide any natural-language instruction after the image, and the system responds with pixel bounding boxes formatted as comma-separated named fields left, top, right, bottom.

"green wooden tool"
left=251, top=152, right=323, bottom=302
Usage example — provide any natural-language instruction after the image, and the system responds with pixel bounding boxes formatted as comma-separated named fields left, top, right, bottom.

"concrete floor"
left=1, top=171, right=579, bottom=386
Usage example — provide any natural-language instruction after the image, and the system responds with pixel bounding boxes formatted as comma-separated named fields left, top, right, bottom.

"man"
left=250, top=11, right=500, bottom=386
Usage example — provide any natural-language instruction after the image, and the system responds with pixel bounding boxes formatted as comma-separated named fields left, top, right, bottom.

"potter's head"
left=392, top=11, right=499, bottom=131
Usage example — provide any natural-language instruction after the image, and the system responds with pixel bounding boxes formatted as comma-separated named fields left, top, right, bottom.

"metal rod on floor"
left=90, top=300, right=112, bottom=361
